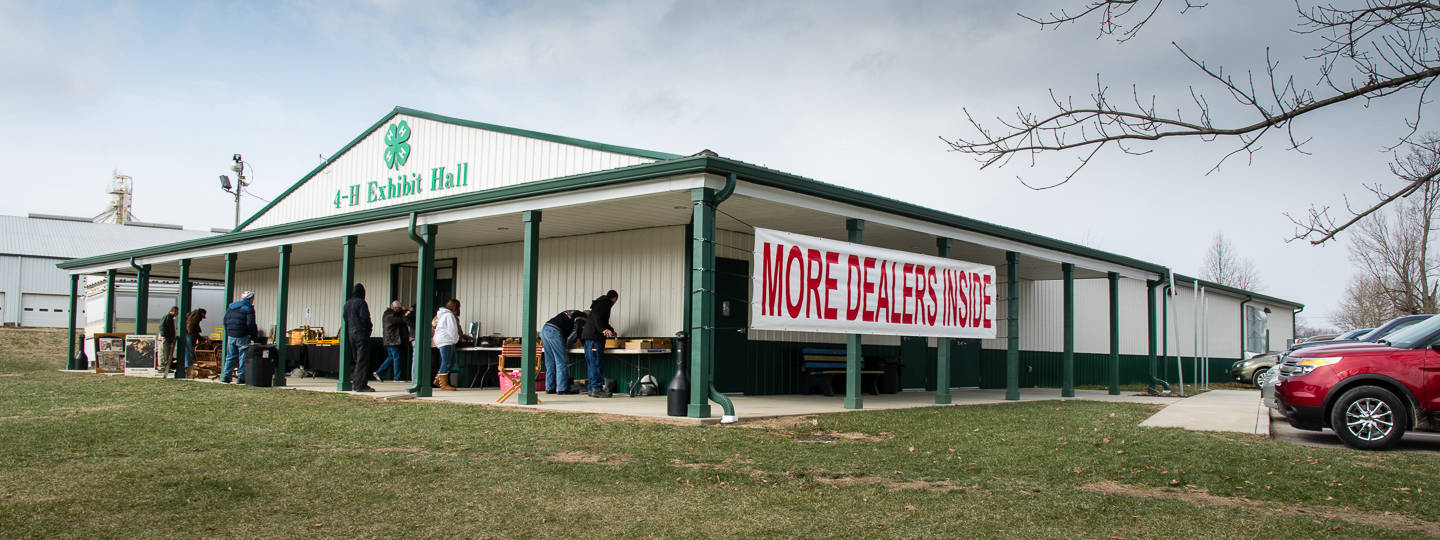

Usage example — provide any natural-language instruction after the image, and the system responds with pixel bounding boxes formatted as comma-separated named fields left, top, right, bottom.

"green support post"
left=1108, top=271, right=1120, bottom=395
left=133, top=263, right=150, bottom=334
left=935, top=237, right=953, bottom=405
left=274, top=245, right=291, bottom=387
left=338, top=236, right=357, bottom=391
left=1005, top=252, right=1020, bottom=401
left=518, top=210, right=542, bottom=406
left=66, top=274, right=78, bottom=369
left=1147, top=280, right=1159, bottom=394
left=223, top=253, right=236, bottom=347
left=845, top=218, right=866, bottom=410
left=409, top=223, right=437, bottom=397
left=688, top=188, right=716, bottom=419
left=1062, top=263, right=1075, bottom=398
left=176, top=259, right=191, bottom=379
left=104, top=269, right=116, bottom=333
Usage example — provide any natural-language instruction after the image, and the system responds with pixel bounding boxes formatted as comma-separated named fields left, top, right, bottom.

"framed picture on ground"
left=93, top=333, right=126, bottom=374
left=124, top=334, right=157, bottom=375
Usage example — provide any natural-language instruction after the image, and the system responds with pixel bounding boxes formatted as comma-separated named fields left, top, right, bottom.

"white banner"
left=750, top=228, right=998, bottom=338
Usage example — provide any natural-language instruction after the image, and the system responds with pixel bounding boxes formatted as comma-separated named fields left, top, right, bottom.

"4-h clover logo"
left=383, top=120, right=411, bottom=170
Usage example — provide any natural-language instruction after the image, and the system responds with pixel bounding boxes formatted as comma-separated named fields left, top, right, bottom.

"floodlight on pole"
left=219, top=154, right=250, bottom=230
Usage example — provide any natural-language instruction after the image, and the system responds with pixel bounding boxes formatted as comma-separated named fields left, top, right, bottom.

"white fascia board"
left=66, top=174, right=709, bottom=275
left=732, top=181, right=1161, bottom=281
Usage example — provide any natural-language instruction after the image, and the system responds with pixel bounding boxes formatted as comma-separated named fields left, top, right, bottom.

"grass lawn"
left=1, top=327, right=1436, bottom=538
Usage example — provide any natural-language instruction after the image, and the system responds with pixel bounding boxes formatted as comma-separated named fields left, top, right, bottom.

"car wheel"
left=1251, top=368, right=1270, bottom=388
left=1329, top=386, right=1407, bottom=450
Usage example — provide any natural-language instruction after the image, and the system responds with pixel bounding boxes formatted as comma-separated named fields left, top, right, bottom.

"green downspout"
left=129, top=259, right=150, bottom=334
left=104, top=269, right=116, bottom=334
left=407, top=214, right=437, bottom=397
left=1108, top=272, right=1120, bottom=395
left=274, top=245, right=290, bottom=387
left=338, top=236, right=357, bottom=391
left=1239, top=295, right=1254, bottom=360
left=845, top=218, right=867, bottom=409
left=1146, top=279, right=1160, bottom=394
left=176, top=259, right=191, bottom=379
left=1005, top=252, right=1020, bottom=401
left=223, top=253, right=235, bottom=347
left=1061, top=263, right=1074, bottom=398
left=934, top=237, right=953, bottom=405
left=66, top=274, right=78, bottom=369
left=689, top=174, right=737, bottom=422
left=517, top=210, right=542, bottom=406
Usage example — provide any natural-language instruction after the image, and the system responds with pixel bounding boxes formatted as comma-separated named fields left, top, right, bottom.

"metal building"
left=1, top=215, right=214, bottom=328
left=57, top=107, right=1302, bottom=419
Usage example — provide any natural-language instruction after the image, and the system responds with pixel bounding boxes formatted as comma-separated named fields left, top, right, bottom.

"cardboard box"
left=625, top=339, right=656, bottom=350
left=604, top=339, right=623, bottom=348
left=649, top=338, right=672, bottom=349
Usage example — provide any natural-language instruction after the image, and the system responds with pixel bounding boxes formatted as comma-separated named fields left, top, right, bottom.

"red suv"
left=1275, top=316, right=1440, bottom=450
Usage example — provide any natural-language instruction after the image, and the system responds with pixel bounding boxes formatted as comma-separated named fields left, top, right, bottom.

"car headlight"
left=1292, top=356, right=1341, bottom=375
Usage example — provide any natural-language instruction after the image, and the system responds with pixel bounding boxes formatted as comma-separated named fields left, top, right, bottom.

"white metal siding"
left=1015, top=279, right=1149, bottom=355
left=245, top=114, right=659, bottom=229
left=236, top=227, right=686, bottom=340
left=1160, top=289, right=1246, bottom=359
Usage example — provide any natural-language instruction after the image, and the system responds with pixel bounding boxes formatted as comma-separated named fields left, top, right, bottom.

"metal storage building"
left=56, top=107, right=1302, bottom=419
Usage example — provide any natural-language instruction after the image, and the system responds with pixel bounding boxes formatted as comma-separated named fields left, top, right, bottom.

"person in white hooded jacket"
left=431, top=299, right=461, bottom=391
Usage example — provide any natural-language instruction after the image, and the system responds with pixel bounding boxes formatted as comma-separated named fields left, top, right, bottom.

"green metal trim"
left=129, top=259, right=150, bottom=334
left=1108, top=272, right=1121, bottom=395
left=688, top=188, right=716, bottom=418
left=1005, top=252, right=1020, bottom=401
left=1171, top=273, right=1302, bottom=309
left=222, top=253, right=235, bottom=347
left=338, top=236, right=357, bottom=391
left=845, top=218, right=866, bottom=410
left=232, top=107, right=682, bottom=232
left=407, top=217, right=437, bottom=397
left=935, top=237, right=953, bottom=405
left=1062, top=262, right=1075, bottom=398
left=67, top=274, right=78, bottom=369
left=104, top=269, right=116, bottom=333
left=518, top=210, right=541, bottom=406
left=274, top=245, right=291, bottom=387
left=176, top=258, right=191, bottom=379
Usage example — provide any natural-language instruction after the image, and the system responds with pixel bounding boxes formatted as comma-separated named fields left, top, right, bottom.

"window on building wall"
left=1245, top=305, right=1269, bottom=354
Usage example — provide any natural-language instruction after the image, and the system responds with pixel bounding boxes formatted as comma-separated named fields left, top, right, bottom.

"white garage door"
left=21, top=294, right=70, bottom=328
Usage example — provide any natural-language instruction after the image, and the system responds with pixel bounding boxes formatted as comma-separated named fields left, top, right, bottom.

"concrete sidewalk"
left=1139, top=389, right=1269, bottom=436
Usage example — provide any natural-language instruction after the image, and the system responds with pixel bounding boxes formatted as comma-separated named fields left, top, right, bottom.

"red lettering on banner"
left=762, top=242, right=785, bottom=316
left=876, top=261, right=892, bottom=323
left=890, top=262, right=903, bottom=323
left=823, top=251, right=839, bottom=320
left=957, top=271, right=970, bottom=328
left=862, top=257, right=877, bottom=322
left=805, top=249, right=823, bottom=318
left=982, top=274, right=994, bottom=329
left=926, top=267, right=938, bottom=326
left=911, top=264, right=925, bottom=326
left=901, top=263, right=915, bottom=324
left=970, top=272, right=983, bottom=327
left=941, top=269, right=953, bottom=326
left=785, top=246, right=804, bottom=319
left=845, top=255, right=861, bottom=321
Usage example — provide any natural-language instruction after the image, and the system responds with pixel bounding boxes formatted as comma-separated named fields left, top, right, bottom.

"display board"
left=93, top=333, right=126, bottom=374
left=750, top=228, right=998, bottom=339
left=124, top=335, right=158, bottom=375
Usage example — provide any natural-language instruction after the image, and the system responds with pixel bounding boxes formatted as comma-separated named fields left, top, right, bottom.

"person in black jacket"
left=541, top=309, right=587, bottom=394
left=158, top=307, right=178, bottom=378
left=581, top=290, right=619, bottom=397
left=343, top=283, right=375, bottom=392
left=376, top=301, right=411, bottom=382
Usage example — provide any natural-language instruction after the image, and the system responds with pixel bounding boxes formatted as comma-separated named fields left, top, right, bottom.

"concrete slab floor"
left=1139, top=389, right=1269, bottom=436
left=98, top=371, right=1177, bottom=425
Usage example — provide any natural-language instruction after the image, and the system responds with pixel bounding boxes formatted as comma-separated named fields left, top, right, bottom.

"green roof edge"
left=232, top=106, right=684, bottom=232
left=1171, top=273, right=1303, bottom=309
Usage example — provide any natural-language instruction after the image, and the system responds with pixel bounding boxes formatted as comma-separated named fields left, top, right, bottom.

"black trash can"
left=877, top=356, right=901, bottom=394
left=244, top=344, right=277, bottom=387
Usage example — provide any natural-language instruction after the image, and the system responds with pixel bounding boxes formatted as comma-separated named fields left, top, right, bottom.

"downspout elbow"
left=406, top=212, right=425, bottom=246
left=128, top=257, right=142, bottom=273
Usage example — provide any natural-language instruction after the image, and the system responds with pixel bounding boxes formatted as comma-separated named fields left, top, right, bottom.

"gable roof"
left=234, top=106, right=685, bottom=232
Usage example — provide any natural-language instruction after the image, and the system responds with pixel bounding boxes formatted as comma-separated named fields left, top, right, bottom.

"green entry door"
left=712, top=258, right=750, bottom=393
left=900, top=336, right=928, bottom=390
left=952, top=339, right=981, bottom=388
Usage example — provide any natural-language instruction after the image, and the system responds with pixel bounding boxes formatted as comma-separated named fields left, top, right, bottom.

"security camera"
left=219, top=175, right=232, bottom=191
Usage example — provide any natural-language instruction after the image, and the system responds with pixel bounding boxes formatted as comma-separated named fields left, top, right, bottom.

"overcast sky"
left=3, top=1, right=1427, bottom=329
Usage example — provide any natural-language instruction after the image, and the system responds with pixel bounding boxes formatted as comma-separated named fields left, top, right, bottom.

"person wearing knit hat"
left=220, top=291, right=259, bottom=384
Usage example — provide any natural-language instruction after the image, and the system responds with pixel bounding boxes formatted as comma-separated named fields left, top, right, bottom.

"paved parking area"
left=1268, top=409, right=1440, bottom=454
